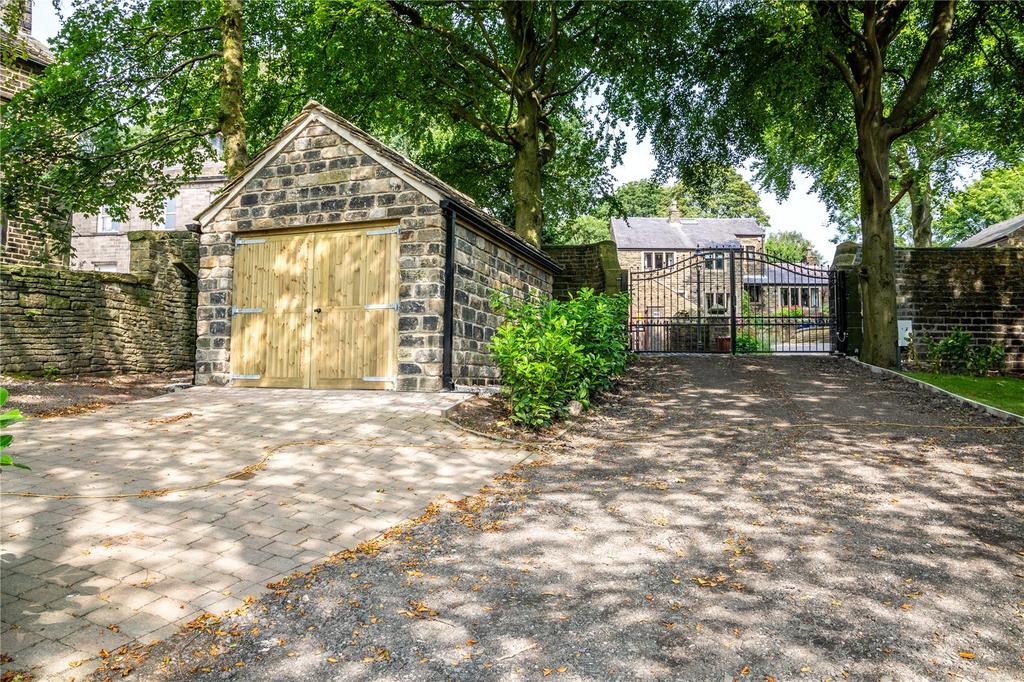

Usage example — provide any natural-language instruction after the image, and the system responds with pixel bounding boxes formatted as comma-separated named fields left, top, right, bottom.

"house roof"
left=743, top=264, right=830, bottom=286
left=610, top=216, right=764, bottom=250
left=196, top=101, right=556, bottom=270
left=0, top=30, right=54, bottom=69
left=955, top=213, right=1024, bottom=248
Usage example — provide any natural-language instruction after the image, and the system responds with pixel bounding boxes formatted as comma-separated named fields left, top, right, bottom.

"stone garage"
left=193, top=101, right=558, bottom=391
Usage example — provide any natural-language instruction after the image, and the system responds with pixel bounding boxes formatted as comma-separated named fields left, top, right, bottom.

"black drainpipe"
left=441, top=202, right=456, bottom=390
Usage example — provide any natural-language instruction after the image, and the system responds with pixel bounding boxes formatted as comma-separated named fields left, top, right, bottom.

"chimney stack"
left=804, top=243, right=818, bottom=265
left=668, top=197, right=680, bottom=224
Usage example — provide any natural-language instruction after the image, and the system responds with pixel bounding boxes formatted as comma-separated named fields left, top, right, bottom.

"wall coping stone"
left=846, top=356, right=1024, bottom=424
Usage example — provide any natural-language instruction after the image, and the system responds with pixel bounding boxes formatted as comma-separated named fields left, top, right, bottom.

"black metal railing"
left=627, top=248, right=842, bottom=354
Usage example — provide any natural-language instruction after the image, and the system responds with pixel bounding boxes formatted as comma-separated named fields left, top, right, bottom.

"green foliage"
left=775, top=306, right=808, bottom=319
left=0, top=387, right=29, bottom=471
left=919, top=328, right=1007, bottom=376
left=734, top=331, right=770, bottom=354
left=665, top=167, right=771, bottom=226
left=764, top=231, right=819, bottom=264
left=488, top=289, right=630, bottom=427
left=549, top=168, right=770, bottom=244
left=935, top=165, right=1024, bottom=244
left=42, top=365, right=60, bottom=381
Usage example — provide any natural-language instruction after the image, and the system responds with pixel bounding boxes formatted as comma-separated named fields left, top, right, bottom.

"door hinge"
left=361, top=375, right=395, bottom=383
left=367, top=227, right=399, bottom=235
left=231, top=307, right=263, bottom=315
left=235, top=238, right=266, bottom=246
left=364, top=302, right=399, bottom=311
left=232, top=373, right=261, bottom=380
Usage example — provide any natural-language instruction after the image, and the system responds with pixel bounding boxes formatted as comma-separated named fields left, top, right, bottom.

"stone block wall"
left=196, top=121, right=449, bottom=390
left=832, top=243, right=1024, bottom=371
left=1, top=231, right=198, bottom=375
left=894, top=248, right=1024, bottom=371
left=451, top=222, right=552, bottom=387
left=542, top=241, right=624, bottom=300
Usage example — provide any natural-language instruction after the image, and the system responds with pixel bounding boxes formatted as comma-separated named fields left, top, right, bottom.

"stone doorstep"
left=846, top=356, right=1024, bottom=424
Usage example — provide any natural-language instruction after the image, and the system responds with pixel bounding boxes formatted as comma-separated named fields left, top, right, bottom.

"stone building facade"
left=1, top=230, right=199, bottom=375
left=70, top=161, right=226, bottom=272
left=0, top=0, right=65, bottom=266
left=193, top=101, right=558, bottom=391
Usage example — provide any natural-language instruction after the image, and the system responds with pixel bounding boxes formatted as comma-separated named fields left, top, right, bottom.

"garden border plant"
left=488, top=288, right=630, bottom=427
left=908, top=328, right=1007, bottom=377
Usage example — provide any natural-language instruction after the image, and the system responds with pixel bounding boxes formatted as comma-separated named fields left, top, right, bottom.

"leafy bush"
left=735, top=330, right=771, bottom=353
left=489, top=288, right=630, bottom=426
left=920, top=328, right=1007, bottom=376
left=0, top=387, right=29, bottom=471
left=775, top=306, right=807, bottom=318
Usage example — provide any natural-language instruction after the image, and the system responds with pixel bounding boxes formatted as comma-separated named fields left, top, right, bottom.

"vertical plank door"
left=310, top=227, right=399, bottom=389
left=229, top=234, right=312, bottom=387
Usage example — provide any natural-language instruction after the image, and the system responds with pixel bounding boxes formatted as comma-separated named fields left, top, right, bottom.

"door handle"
left=314, top=307, right=322, bottom=313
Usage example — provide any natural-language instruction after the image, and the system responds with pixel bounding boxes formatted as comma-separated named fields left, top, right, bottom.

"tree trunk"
left=218, top=0, right=247, bottom=177
left=856, top=125, right=899, bottom=368
left=511, top=93, right=544, bottom=248
left=908, top=173, right=933, bottom=247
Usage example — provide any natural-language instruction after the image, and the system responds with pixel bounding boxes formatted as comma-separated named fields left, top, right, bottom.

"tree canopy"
left=934, top=165, right=1024, bottom=244
left=2, top=0, right=693, bottom=250
left=550, top=168, right=769, bottom=245
left=764, top=230, right=822, bottom=265
left=620, top=0, right=1024, bottom=367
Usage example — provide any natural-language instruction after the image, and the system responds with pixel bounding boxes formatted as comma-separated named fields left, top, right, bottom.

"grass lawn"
left=904, top=372, right=1024, bottom=416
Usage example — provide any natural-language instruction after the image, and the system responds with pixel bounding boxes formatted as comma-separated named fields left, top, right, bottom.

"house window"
left=97, top=207, right=120, bottom=233
left=643, top=252, right=674, bottom=270
left=810, top=288, right=820, bottom=308
left=781, top=287, right=801, bottom=307
left=163, top=197, right=177, bottom=230
left=745, top=245, right=755, bottom=258
left=745, top=284, right=762, bottom=304
left=801, top=287, right=810, bottom=307
left=704, top=292, right=727, bottom=311
left=704, top=252, right=724, bottom=270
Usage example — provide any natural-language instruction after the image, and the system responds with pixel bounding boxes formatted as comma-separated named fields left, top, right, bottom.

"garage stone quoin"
left=193, top=101, right=559, bottom=391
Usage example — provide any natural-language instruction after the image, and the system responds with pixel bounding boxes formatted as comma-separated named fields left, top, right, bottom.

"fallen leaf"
left=959, top=652, right=976, bottom=660
left=543, top=668, right=553, bottom=677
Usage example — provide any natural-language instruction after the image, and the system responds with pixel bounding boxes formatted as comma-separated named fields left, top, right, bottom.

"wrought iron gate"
left=627, top=248, right=847, bottom=354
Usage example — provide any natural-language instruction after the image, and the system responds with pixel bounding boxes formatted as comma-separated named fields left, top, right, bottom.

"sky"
left=30, top=0, right=841, bottom=264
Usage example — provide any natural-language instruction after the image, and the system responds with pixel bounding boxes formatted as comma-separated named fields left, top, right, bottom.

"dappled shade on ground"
left=103, top=356, right=1023, bottom=680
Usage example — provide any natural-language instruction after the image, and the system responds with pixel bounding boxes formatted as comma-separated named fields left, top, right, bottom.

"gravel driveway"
left=107, top=356, right=1024, bottom=681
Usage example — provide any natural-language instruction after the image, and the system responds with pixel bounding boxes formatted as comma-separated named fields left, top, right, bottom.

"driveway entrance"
left=0, top=388, right=527, bottom=680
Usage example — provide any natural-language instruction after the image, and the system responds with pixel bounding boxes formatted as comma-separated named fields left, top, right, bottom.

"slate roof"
left=955, top=213, right=1024, bottom=248
left=611, top=216, right=765, bottom=250
left=743, top=264, right=830, bottom=286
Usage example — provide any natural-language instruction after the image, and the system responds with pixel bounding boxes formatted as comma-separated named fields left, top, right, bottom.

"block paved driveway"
left=0, top=388, right=529, bottom=680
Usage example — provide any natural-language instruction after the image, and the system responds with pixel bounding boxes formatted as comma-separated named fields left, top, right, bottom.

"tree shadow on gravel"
left=113, top=356, right=1024, bottom=682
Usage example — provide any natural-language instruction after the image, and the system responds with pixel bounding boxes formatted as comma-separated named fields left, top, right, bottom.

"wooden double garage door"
left=229, top=226, right=399, bottom=389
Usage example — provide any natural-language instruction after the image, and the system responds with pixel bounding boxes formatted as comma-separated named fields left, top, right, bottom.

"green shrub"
left=489, top=288, right=630, bottom=426
left=921, top=328, right=1006, bottom=376
left=735, top=330, right=771, bottom=353
left=0, top=387, right=29, bottom=471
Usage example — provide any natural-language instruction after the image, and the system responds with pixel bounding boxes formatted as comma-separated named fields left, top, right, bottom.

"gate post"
left=729, top=249, right=737, bottom=355
left=830, top=242, right=862, bottom=356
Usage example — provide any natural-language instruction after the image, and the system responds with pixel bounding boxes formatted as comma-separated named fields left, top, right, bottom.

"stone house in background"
left=0, top=0, right=65, bottom=266
left=611, top=205, right=766, bottom=321
left=192, top=100, right=559, bottom=392
left=954, top=213, right=1024, bottom=249
left=70, top=160, right=226, bottom=272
